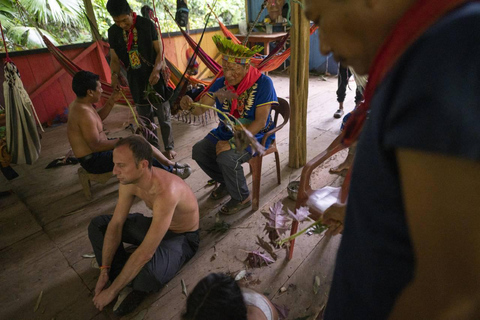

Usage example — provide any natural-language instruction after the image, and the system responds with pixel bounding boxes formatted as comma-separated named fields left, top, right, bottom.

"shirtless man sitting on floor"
left=88, top=135, right=200, bottom=316
left=67, top=70, right=190, bottom=178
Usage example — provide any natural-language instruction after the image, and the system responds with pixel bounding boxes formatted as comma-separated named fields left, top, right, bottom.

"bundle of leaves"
left=207, top=220, right=231, bottom=234
left=262, top=200, right=325, bottom=247
left=135, top=116, right=159, bottom=147
left=212, top=35, right=263, bottom=58
left=261, top=202, right=290, bottom=245
left=144, top=83, right=165, bottom=106
left=190, top=101, right=265, bottom=155
left=246, top=250, right=275, bottom=268
left=233, top=123, right=265, bottom=155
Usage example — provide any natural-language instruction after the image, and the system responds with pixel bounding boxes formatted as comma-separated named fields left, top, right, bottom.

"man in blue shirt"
left=180, top=36, right=278, bottom=215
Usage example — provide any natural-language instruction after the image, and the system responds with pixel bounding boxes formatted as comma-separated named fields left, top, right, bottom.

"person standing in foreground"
left=106, top=0, right=177, bottom=160
left=306, top=0, right=480, bottom=319
left=88, top=136, right=199, bottom=316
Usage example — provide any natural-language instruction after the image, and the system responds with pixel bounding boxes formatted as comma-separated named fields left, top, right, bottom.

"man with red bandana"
left=180, top=36, right=278, bottom=215
left=107, top=0, right=177, bottom=160
left=305, top=0, right=480, bottom=319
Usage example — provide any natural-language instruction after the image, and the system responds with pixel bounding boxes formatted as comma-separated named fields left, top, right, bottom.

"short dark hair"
left=106, top=0, right=131, bottom=17
left=182, top=273, right=247, bottom=320
left=72, top=71, right=99, bottom=98
left=114, top=135, right=153, bottom=168
left=141, top=5, right=153, bottom=19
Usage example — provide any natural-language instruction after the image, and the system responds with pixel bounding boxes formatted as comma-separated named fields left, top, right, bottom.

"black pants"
left=136, top=101, right=174, bottom=151
left=336, top=65, right=364, bottom=105
left=88, top=213, right=199, bottom=292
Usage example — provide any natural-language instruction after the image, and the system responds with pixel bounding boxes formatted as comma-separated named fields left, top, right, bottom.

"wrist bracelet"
left=99, top=265, right=111, bottom=270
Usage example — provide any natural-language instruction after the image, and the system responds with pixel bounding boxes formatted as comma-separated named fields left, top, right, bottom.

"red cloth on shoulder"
left=126, top=12, right=138, bottom=52
left=225, top=66, right=262, bottom=118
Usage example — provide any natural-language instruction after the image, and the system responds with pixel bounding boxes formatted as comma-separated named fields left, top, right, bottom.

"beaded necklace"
left=123, top=25, right=141, bottom=69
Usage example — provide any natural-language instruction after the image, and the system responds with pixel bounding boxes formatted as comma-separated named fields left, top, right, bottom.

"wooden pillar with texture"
left=288, top=0, right=310, bottom=168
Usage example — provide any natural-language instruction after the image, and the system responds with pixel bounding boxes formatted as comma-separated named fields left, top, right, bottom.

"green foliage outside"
left=0, top=0, right=245, bottom=52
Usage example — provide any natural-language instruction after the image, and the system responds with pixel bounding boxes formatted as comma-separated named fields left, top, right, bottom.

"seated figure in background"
left=67, top=71, right=191, bottom=179
left=180, top=36, right=278, bottom=215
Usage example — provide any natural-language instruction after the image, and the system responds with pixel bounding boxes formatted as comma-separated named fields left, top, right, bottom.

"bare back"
left=67, top=101, right=110, bottom=158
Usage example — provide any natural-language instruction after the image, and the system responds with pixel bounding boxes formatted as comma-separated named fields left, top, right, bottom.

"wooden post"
left=288, top=0, right=309, bottom=168
left=83, top=0, right=102, bottom=42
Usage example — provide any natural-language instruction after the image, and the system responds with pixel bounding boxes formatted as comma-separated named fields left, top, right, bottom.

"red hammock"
left=42, top=36, right=135, bottom=104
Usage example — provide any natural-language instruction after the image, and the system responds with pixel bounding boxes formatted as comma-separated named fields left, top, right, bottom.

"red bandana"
left=341, top=0, right=470, bottom=147
left=126, top=12, right=138, bottom=52
left=225, top=66, right=262, bottom=118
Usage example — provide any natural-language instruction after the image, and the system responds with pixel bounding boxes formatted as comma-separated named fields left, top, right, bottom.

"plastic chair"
left=287, top=137, right=346, bottom=260
left=249, top=97, right=290, bottom=211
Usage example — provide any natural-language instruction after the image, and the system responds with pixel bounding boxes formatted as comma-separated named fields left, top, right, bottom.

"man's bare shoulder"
left=68, top=102, right=97, bottom=124
left=118, top=182, right=139, bottom=197
left=150, top=169, right=193, bottom=202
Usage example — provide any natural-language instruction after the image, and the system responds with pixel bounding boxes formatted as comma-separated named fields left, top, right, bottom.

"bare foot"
left=329, top=152, right=354, bottom=175
left=163, top=149, right=177, bottom=160
left=329, top=164, right=349, bottom=175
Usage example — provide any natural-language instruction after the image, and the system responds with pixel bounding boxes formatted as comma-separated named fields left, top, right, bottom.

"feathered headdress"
left=212, top=35, right=263, bottom=64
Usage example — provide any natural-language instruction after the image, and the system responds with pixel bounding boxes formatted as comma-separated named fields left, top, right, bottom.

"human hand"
left=180, top=95, right=194, bottom=111
left=322, top=203, right=346, bottom=236
left=93, top=286, right=117, bottom=311
left=216, top=140, right=231, bottom=155
left=111, top=85, right=123, bottom=101
left=159, top=59, right=167, bottom=70
left=149, top=69, right=161, bottom=85
left=94, top=270, right=110, bottom=297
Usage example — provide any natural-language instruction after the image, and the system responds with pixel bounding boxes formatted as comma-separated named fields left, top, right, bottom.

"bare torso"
left=131, top=168, right=199, bottom=233
left=67, top=101, right=108, bottom=158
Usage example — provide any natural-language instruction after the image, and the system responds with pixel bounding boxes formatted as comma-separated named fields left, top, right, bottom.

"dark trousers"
left=192, top=138, right=252, bottom=202
left=88, top=213, right=199, bottom=292
left=336, top=65, right=364, bottom=105
left=136, top=101, right=174, bottom=151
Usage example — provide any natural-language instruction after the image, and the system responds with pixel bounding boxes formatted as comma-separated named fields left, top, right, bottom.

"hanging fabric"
left=1, top=20, right=43, bottom=165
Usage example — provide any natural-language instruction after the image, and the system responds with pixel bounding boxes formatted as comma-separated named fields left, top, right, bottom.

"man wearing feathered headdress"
left=180, top=36, right=279, bottom=215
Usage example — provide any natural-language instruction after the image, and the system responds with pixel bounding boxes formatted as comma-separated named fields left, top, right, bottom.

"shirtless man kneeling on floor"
left=67, top=70, right=191, bottom=179
left=88, top=135, right=200, bottom=316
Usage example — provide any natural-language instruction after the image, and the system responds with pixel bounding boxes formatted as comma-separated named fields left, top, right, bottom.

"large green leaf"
left=22, top=0, right=83, bottom=27
left=8, top=26, right=58, bottom=48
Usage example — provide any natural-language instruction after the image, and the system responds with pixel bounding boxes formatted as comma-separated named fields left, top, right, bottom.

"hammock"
left=4, top=60, right=42, bottom=165
left=0, top=19, right=42, bottom=167
left=42, top=36, right=135, bottom=105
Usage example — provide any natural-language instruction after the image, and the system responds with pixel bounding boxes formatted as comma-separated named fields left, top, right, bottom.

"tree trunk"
left=83, top=0, right=102, bottom=42
left=288, top=0, right=310, bottom=168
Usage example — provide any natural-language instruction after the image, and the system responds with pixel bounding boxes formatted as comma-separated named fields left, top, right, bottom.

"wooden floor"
left=0, top=73, right=360, bottom=320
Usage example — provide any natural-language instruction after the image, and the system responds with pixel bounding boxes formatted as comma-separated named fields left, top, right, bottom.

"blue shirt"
left=325, top=3, right=480, bottom=319
left=205, top=74, right=278, bottom=152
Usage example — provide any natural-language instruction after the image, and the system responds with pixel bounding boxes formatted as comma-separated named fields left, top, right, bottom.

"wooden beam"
left=288, top=0, right=310, bottom=168
left=83, top=0, right=102, bottom=42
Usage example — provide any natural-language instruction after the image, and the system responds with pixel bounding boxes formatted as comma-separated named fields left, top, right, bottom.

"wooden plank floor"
left=0, top=73, right=361, bottom=320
